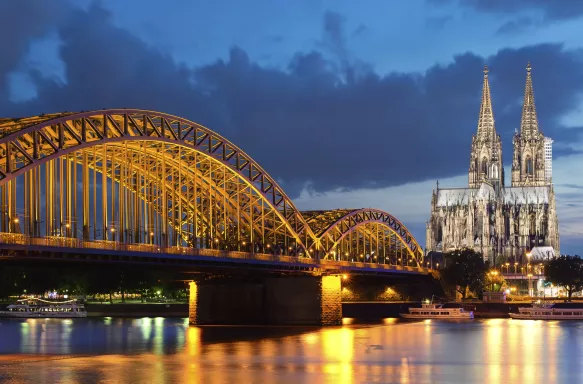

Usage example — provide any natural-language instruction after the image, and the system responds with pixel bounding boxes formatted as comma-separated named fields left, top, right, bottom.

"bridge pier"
left=188, top=275, right=342, bottom=326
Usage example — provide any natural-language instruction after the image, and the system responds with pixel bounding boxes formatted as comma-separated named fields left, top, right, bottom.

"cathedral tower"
left=511, top=63, right=547, bottom=187
left=469, top=65, right=504, bottom=189
left=427, top=63, right=559, bottom=265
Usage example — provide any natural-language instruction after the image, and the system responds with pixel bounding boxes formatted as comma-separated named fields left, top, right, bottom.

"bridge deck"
left=0, top=234, right=430, bottom=275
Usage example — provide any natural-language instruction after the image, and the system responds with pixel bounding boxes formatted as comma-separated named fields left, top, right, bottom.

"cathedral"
left=425, top=63, right=560, bottom=265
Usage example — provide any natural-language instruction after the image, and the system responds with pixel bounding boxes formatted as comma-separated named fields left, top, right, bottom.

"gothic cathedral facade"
left=426, top=64, right=560, bottom=264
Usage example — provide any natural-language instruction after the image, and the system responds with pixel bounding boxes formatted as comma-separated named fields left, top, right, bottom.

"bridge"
left=0, top=109, right=429, bottom=325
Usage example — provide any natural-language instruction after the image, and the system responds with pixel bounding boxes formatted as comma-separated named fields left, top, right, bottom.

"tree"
left=485, top=270, right=506, bottom=292
left=441, top=248, right=487, bottom=299
left=544, top=255, right=583, bottom=301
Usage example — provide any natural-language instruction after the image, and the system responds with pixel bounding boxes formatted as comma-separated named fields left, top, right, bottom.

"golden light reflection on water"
left=484, top=319, right=503, bottom=383
left=4, top=318, right=583, bottom=383
left=321, top=328, right=354, bottom=383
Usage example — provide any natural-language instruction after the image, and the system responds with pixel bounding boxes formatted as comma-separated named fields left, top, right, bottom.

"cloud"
left=495, top=17, right=537, bottom=35
left=0, top=3, right=582, bottom=205
left=351, top=24, right=368, bottom=38
left=426, top=15, right=454, bottom=30
left=0, top=0, right=68, bottom=100
left=429, top=0, right=583, bottom=21
left=430, top=0, right=583, bottom=36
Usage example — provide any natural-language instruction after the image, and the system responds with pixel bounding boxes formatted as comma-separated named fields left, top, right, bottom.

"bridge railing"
left=0, top=232, right=429, bottom=273
left=0, top=233, right=321, bottom=264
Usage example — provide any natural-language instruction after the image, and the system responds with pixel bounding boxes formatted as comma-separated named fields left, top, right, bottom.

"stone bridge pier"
left=189, top=275, right=342, bottom=325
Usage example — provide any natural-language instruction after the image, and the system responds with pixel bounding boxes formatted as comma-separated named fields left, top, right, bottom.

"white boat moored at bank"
left=401, top=302, right=474, bottom=320
left=510, top=302, right=583, bottom=320
left=0, top=298, right=87, bottom=318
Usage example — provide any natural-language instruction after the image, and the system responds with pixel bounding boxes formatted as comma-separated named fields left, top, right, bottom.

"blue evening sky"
left=1, top=0, right=582, bottom=254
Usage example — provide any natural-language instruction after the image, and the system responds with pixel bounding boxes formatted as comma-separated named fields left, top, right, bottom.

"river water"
left=0, top=317, right=581, bottom=383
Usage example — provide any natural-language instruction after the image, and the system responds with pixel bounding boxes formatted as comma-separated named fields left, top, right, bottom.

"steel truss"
left=305, top=209, right=423, bottom=266
left=0, top=109, right=424, bottom=267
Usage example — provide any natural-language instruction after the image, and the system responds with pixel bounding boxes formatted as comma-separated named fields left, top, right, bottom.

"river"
left=0, top=317, right=581, bottom=383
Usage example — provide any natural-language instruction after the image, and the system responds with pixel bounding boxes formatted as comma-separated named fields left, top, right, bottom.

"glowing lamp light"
left=110, top=228, right=115, bottom=232
left=65, top=223, right=70, bottom=228
left=13, top=218, right=19, bottom=223
left=342, top=274, right=348, bottom=280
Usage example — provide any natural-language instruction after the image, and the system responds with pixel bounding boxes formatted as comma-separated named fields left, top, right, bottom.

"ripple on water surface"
left=1, top=317, right=582, bottom=383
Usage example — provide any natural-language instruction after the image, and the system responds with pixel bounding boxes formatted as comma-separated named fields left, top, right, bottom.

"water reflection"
left=1, top=318, right=583, bottom=383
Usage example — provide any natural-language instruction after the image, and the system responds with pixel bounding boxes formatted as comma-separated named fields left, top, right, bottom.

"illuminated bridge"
left=0, top=109, right=429, bottom=324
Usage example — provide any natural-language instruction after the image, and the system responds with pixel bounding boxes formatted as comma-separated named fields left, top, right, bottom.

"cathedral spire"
left=520, top=61, right=540, bottom=136
left=469, top=65, right=503, bottom=189
left=476, top=64, right=496, bottom=140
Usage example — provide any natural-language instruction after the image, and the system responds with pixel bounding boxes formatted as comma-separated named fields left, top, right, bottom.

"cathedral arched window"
left=490, top=163, right=499, bottom=179
left=540, top=219, right=547, bottom=237
left=474, top=213, right=484, bottom=238
left=481, top=157, right=488, bottom=174
left=436, top=224, right=443, bottom=243
left=526, top=156, right=533, bottom=175
left=529, top=214, right=536, bottom=235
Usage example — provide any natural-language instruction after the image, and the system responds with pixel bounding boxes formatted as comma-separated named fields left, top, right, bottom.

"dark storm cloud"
left=0, top=0, right=68, bottom=99
left=1, top=3, right=583, bottom=197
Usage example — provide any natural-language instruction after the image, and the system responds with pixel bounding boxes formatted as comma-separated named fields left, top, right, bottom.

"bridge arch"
left=0, top=109, right=425, bottom=268
left=0, top=109, right=315, bottom=252
left=304, top=208, right=424, bottom=267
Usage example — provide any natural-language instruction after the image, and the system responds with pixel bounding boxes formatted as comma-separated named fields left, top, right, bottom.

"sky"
left=0, top=0, right=582, bottom=254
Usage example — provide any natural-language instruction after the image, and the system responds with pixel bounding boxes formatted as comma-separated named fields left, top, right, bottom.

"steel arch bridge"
left=0, top=109, right=426, bottom=273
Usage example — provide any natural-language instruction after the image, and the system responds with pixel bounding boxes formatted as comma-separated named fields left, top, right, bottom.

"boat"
left=0, top=298, right=88, bottom=318
left=401, top=299, right=474, bottom=320
left=509, top=301, right=583, bottom=320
